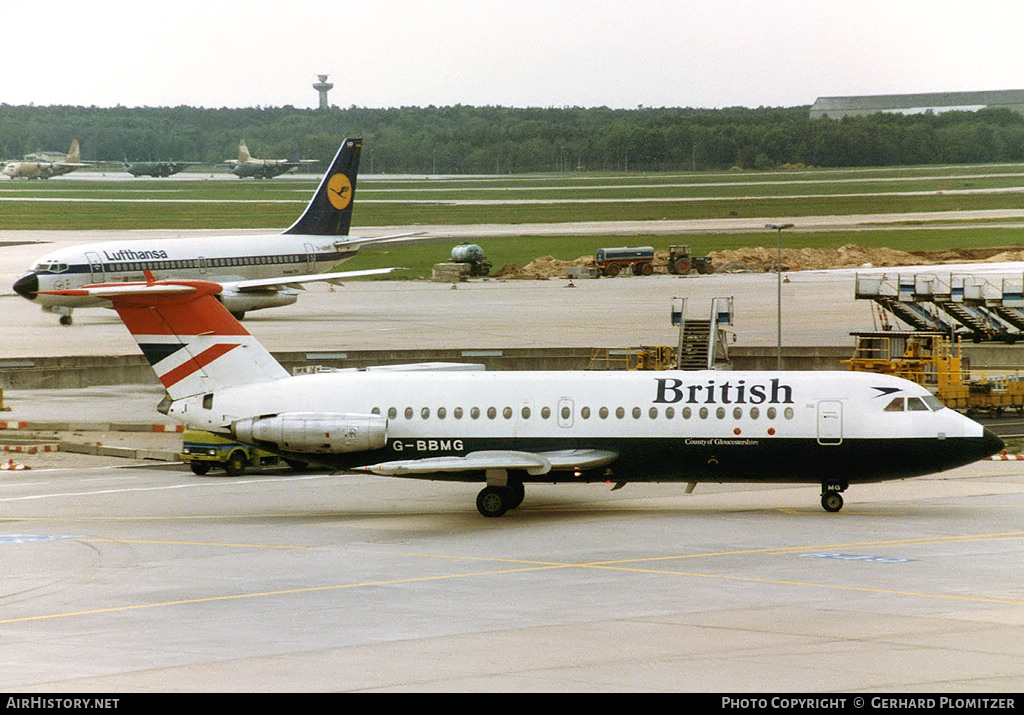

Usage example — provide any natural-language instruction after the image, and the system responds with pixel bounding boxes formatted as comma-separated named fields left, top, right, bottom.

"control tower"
left=313, top=74, right=333, bottom=110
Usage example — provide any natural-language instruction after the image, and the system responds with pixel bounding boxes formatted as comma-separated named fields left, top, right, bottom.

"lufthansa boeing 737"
left=13, top=138, right=415, bottom=325
left=43, top=275, right=1004, bottom=517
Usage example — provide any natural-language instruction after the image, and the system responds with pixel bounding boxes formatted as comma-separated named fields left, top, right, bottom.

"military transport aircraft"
left=225, top=139, right=318, bottom=179
left=13, top=138, right=418, bottom=324
left=41, top=273, right=1003, bottom=517
left=125, top=160, right=200, bottom=177
left=2, top=139, right=90, bottom=179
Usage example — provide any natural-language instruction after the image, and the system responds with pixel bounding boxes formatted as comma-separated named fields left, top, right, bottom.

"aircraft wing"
left=355, top=449, right=619, bottom=477
left=334, top=231, right=447, bottom=251
left=231, top=267, right=402, bottom=292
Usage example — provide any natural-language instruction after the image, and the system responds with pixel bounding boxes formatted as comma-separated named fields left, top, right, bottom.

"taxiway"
left=2, top=457, right=1024, bottom=692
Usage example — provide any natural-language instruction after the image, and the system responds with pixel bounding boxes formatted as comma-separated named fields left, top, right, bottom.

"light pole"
left=765, top=223, right=794, bottom=369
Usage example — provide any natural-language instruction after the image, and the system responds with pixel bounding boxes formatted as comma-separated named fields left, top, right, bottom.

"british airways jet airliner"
left=44, top=275, right=1005, bottom=517
left=13, top=138, right=414, bottom=325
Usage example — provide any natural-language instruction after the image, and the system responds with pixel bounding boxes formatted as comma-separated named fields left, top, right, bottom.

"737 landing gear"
left=476, top=476, right=525, bottom=517
left=47, top=305, right=74, bottom=326
left=820, top=482, right=848, bottom=513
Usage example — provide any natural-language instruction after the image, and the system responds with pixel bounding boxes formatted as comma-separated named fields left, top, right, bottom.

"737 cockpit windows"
left=33, top=261, right=69, bottom=274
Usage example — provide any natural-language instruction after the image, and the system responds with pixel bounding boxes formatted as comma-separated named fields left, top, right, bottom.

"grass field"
left=345, top=227, right=1024, bottom=279
left=4, top=163, right=1024, bottom=278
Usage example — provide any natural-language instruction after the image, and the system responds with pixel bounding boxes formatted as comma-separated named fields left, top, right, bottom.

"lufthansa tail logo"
left=326, top=173, right=352, bottom=210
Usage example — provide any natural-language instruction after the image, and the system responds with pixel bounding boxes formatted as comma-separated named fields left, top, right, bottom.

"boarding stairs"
left=936, top=274, right=1018, bottom=340
left=676, top=318, right=712, bottom=369
left=587, top=297, right=735, bottom=371
left=672, top=297, right=733, bottom=370
left=855, top=275, right=954, bottom=333
left=969, top=277, right=1024, bottom=333
left=856, top=272, right=1024, bottom=341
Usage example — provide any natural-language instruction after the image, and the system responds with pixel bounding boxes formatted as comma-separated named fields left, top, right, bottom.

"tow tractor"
left=666, top=245, right=714, bottom=275
left=181, top=430, right=304, bottom=475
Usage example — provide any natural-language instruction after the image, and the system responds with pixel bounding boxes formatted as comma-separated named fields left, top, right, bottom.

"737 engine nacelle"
left=231, top=412, right=387, bottom=454
left=217, top=286, right=299, bottom=316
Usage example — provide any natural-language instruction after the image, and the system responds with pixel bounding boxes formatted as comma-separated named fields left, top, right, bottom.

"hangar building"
left=810, top=90, right=1024, bottom=120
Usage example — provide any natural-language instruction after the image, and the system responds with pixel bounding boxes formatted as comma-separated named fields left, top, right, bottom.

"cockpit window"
left=906, top=397, right=929, bottom=411
left=884, top=397, right=904, bottom=412
left=34, top=261, right=68, bottom=274
left=884, top=394, right=944, bottom=412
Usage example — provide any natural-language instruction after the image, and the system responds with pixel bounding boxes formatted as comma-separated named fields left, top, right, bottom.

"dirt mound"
left=706, top=244, right=929, bottom=272
left=492, top=255, right=595, bottom=279
left=488, top=244, right=1024, bottom=279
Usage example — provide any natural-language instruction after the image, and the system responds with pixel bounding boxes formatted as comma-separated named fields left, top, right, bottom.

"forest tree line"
left=2, top=103, right=1024, bottom=174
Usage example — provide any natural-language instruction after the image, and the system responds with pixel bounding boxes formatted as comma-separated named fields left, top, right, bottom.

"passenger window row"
left=373, top=405, right=797, bottom=421
left=104, top=255, right=308, bottom=273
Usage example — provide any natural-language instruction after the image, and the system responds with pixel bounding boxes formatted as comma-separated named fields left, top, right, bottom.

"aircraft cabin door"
left=85, top=251, right=104, bottom=283
left=304, top=243, right=317, bottom=271
left=817, top=400, right=843, bottom=446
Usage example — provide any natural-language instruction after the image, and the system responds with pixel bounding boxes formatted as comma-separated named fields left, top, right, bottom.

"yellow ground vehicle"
left=844, top=331, right=1024, bottom=416
left=180, top=430, right=288, bottom=476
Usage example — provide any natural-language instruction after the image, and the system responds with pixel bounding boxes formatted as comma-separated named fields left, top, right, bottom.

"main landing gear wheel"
left=476, top=475, right=526, bottom=517
left=477, top=486, right=512, bottom=517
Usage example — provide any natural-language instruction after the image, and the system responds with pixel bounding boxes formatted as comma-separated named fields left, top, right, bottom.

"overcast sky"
left=5, top=1, right=1023, bottom=110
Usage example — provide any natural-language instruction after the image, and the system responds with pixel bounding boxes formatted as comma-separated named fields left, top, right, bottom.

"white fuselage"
left=172, top=368, right=998, bottom=484
left=15, top=233, right=355, bottom=310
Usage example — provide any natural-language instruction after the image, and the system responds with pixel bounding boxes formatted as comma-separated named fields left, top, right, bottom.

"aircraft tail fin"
left=283, top=137, right=361, bottom=236
left=41, top=277, right=289, bottom=401
left=238, top=139, right=251, bottom=163
left=66, top=139, right=81, bottom=163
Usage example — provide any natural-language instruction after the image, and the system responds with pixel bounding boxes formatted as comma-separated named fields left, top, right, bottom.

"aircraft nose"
left=981, top=428, right=1005, bottom=458
left=13, top=272, right=38, bottom=300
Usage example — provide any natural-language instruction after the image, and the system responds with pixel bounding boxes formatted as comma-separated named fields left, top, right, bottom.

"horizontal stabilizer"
left=40, top=282, right=200, bottom=300
left=355, top=448, right=618, bottom=477
left=42, top=278, right=288, bottom=399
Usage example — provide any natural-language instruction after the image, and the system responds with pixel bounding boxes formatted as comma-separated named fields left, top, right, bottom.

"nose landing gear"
left=821, top=482, right=848, bottom=512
